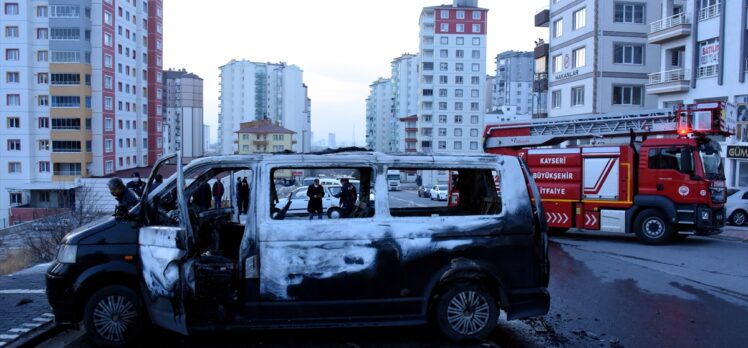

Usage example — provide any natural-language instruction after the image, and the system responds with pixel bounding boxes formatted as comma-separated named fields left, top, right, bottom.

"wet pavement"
left=37, top=231, right=748, bottom=347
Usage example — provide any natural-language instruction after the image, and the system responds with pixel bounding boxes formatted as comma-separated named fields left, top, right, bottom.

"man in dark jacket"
left=334, top=178, right=358, bottom=218
left=212, top=179, right=225, bottom=208
left=306, top=179, right=324, bottom=220
left=108, top=178, right=138, bottom=218
left=240, top=177, right=250, bottom=214
left=193, top=181, right=212, bottom=211
left=236, top=177, right=242, bottom=214
left=126, top=172, right=145, bottom=197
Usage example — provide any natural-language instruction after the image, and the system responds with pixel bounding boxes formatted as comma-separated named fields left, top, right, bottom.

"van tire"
left=327, top=207, right=343, bottom=219
left=84, top=285, right=144, bottom=347
left=634, top=209, right=673, bottom=245
left=435, top=283, right=498, bottom=342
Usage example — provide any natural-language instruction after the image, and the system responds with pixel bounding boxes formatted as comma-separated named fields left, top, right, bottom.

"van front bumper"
left=45, top=262, right=78, bottom=325
left=504, top=287, right=550, bottom=320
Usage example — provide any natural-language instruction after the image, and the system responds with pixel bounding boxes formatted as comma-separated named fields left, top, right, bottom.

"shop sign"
left=727, top=146, right=748, bottom=159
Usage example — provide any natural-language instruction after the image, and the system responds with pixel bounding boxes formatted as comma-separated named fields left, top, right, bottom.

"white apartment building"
left=1, top=0, right=162, bottom=226
left=163, top=68, right=203, bottom=158
left=415, top=0, right=488, bottom=154
left=391, top=53, right=419, bottom=152
left=645, top=0, right=748, bottom=186
left=365, top=78, right=394, bottom=152
left=492, top=51, right=534, bottom=114
left=218, top=60, right=311, bottom=154
left=545, top=0, right=661, bottom=117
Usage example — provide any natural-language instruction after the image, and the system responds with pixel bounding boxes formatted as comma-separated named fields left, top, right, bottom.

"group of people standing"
left=306, top=177, right=358, bottom=220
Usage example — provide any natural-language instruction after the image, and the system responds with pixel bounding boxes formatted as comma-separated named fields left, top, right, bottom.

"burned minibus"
left=46, top=151, right=550, bottom=346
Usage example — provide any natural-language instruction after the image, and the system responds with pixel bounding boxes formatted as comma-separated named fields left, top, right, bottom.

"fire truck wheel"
left=729, top=210, right=747, bottom=226
left=634, top=209, right=673, bottom=245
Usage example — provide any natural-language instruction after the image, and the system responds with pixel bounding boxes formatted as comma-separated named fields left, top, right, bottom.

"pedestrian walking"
left=307, top=179, right=324, bottom=220
left=240, top=177, right=250, bottom=214
left=212, top=179, right=225, bottom=208
left=236, top=177, right=242, bottom=214
left=334, top=178, right=358, bottom=218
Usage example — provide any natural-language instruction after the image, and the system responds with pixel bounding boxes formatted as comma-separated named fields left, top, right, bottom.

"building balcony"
left=697, top=65, right=719, bottom=79
left=535, top=8, right=549, bottom=27
left=648, top=13, right=691, bottom=44
left=534, top=43, right=548, bottom=59
left=405, top=127, right=418, bottom=132
left=646, top=68, right=690, bottom=94
left=698, top=3, right=720, bottom=21
left=405, top=148, right=417, bottom=153
left=405, top=138, right=418, bottom=143
left=253, top=140, right=268, bottom=146
left=533, top=73, right=548, bottom=92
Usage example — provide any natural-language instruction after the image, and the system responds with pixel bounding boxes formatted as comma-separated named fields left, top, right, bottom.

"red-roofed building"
left=236, top=119, right=296, bottom=154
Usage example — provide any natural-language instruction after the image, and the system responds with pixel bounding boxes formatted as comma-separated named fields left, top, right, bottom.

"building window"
left=105, top=97, right=113, bottom=110
left=50, top=51, right=80, bottom=63
left=104, top=11, right=113, bottom=25
left=440, top=36, right=448, bottom=44
left=571, top=86, right=584, bottom=106
left=39, top=161, right=50, bottom=173
left=455, top=89, right=464, bottom=98
left=456, top=23, right=464, bottom=32
left=573, top=47, right=586, bottom=68
left=36, top=6, right=48, bottom=17
left=37, top=73, right=48, bottom=84
left=38, top=95, right=49, bottom=106
left=51, top=73, right=81, bottom=85
left=51, top=96, right=80, bottom=108
left=105, top=139, right=113, bottom=152
left=470, top=102, right=479, bottom=111
left=104, top=33, right=113, bottom=46
left=573, top=8, right=586, bottom=29
left=105, top=54, right=112, bottom=68
left=439, top=128, right=447, bottom=136
left=455, top=76, right=463, bottom=84
left=456, top=63, right=464, bottom=71
left=551, top=90, right=562, bottom=109
left=37, top=50, right=48, bottom=62
left=471, top=76, right=480, bottom=84
left=438, top=141, right=447, bottom=150
left=615, top=3, right=645, bottom=23
left=472, top=11, right=481, bottom=20
left=439, top=89, right=447, bottom=97
left=439, top=62, right=448, bottom=71
left=614, top=44, right=644, bottom=64
left=456, top=37, right=464, bottom=45
left=440, top=49, right=448, bottom=58
left=441, top=10, right=449, bottom=19
left=472, top=37, right=480, bottom=45
left=455, top=102, right=463, bottom=111
left=471, top=63, right=480, bottom=72
left=456, top=10, right=465, bottom=19
left=472, top=50, right=480, bottom=59
left=38, top=117, right=49, bottom=128
left=4, top=3, right=19, bottom=15
left=7, top=139, right=21, bottom=151
left=6, top=72, right=19, bottom=83
left=472, top=24, right=481, bottom=33
left=439, top=115, right=447, bottom=123
left=470, top=129, right=479, bottom=137
left=439, top=102, right=448, bottom=110
left=105, top=118, right=113, bottom=131
left=455, top=115, right=463, bottom=124
left=454, top=141, right=462, bottom=150
left=8, top=162, right=22, bottom=173
left=37, top=28, right=48, bottom=39
left=38, top=139, right=50, bottom=150
left=612, top=86, right=643, bottom=105
left=440, top=23, right=449, bottom=32
left=5, top=48, right=20, bottom=61
left=50, top=5, right=81, bottom=17
left=7, top=94, right=21, bottom=106
left=4, top=26, right=19, bottom=38
left=471, top=115, right=479, bottom=124
left=553, top=19, right=563, bottom=38
left=50, top=27, right=81, bottom=40
left=10, top=192, right=22, bottom=205
left=454, top=128, right=463, bottom=137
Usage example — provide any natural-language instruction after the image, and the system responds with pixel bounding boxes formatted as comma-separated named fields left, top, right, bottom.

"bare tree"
left=23, top=185, right=104, bottom=262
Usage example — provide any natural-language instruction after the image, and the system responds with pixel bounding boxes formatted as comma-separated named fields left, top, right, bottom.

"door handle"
left=656, top=184, right=664, bottom=191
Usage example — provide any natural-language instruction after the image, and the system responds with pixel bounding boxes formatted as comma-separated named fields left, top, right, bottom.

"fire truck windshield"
left=699, top=140, right=724, bottom=180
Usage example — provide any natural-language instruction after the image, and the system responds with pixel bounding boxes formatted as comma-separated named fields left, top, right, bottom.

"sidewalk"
left=713, top=226, right=748, bottom=242
left=0, top=263, right=54, bottom=347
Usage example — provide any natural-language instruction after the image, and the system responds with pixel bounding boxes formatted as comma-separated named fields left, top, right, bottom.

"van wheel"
left=327, top=207, right=343, bottom=219
left=84, top=285, right=144, bottom=347
left=435, top=283, right=498, bottom=342
left=634, top=209, right=673, bottom=245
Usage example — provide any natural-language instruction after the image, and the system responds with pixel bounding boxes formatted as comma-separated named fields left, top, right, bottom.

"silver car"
left=726, top=188, right=748, bottom=225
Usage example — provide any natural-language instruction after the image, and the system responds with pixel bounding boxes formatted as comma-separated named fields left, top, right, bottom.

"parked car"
left=417, top=185, right=431, bottom=198
left=726, top=188, right=748, bottom=225
left=429, top=185, right=449, bottom=201
left=274, top=185, right=341, bottom=217
left=46, top=152, right=549, bottom=346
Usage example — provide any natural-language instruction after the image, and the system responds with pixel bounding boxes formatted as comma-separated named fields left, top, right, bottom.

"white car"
left=429, top=185, right=448, bottom=201
left=726, top=188, right=748, bottom=226
left=275, top=185, right=342, bottom=217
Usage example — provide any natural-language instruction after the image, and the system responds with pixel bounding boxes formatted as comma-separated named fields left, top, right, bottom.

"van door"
left=138, top=154, right=192, bottom=334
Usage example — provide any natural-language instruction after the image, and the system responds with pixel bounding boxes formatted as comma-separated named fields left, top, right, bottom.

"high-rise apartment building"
left=492, top=51, right=534, bottom=114
left=391, top=53, right=419, bottom=152
left=163, top=68, right=203, bottom=158
left=146, top=0, right=163, bottom=165
left=538, top=0, right=661, bottom=117
left=365, top=78, right=394, bottom=152
left=645, top=0, right=748, bottom=187
left=218, top=60, right=311, bottom=155
left=416, top=0, right=488, bottom=153
left=0, top=0, right=162, bottom=225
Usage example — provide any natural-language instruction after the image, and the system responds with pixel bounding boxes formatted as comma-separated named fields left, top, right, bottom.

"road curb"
left=709, top=234, right=748, bottom=242
left=5, top=321, right=61, bottom=348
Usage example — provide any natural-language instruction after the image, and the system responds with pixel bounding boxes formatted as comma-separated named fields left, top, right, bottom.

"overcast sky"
left=162, top=0, right=548, bottom=145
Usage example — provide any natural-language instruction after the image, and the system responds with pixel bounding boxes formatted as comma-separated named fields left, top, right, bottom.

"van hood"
left=62, top=215, right=140, bottom=245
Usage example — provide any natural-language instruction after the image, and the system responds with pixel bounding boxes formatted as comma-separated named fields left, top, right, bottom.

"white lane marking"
left=33, top=317, right=51, bottom=322
left=389, top=196, right=428, bottom=208
left=22, top=323, right=42, bottom=328
left=9, top=328, right=30, bottom=333
left=0, top=341, right=7, bottom=347
left=0, top=289, right=45, bottom=294
left=0, top=334, right=18, bottom=340
left=42, top=313, right=54, bottom=317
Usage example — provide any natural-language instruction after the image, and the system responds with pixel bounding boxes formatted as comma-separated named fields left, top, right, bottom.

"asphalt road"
left=24, top=190, right=748, bottom=347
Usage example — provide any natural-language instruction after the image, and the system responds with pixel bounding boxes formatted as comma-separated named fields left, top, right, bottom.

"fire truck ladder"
left=484, top=109, right=678, bottom=150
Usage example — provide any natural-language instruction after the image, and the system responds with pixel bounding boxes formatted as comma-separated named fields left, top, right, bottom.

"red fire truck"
left=482, top=102, right=737, bottom=244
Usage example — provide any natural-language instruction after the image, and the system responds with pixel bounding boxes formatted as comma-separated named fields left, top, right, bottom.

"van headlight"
left=56, top=244, right=77, bottom=264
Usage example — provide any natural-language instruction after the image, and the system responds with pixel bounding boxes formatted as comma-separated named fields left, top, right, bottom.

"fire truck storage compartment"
left=582, top=147, right=621, bottom=201
left=600, top=209, right=626, bottom=233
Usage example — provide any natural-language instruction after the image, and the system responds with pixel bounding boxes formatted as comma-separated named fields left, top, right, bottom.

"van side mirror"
left=681, top=148, right=694, bottom=174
